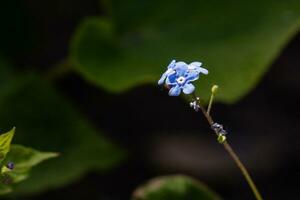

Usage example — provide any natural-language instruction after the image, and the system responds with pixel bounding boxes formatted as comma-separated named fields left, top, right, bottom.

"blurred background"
left=0, top=0, right=299, bottom=199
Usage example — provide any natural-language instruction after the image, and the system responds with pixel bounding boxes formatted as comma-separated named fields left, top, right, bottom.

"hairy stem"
left=192, top=93, right=263, bottom=200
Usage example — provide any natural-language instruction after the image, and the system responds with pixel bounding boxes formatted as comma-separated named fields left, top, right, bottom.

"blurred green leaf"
left=0, top=128, right=15, bottom=162
left=71, top=0, right=300, bottom=102
left=0, top=74, right=125, bottom=194
left=4, top=145, right=58, bottom=183
left=0, top=185, right=12, bottom=195
left=132, top=175, right=221, bottom=200
left=0, top=145, right=57, bottom=195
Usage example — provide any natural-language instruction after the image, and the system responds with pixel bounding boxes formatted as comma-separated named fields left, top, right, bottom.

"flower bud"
left=211, top=85, right=219, bottom=94
left=217, top=134, right=226, bottom=144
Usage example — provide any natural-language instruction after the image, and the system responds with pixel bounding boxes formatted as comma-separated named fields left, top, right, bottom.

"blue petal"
left=167, top=60, right=176, bottom=69
left=176, top=61, right=187, bottom=67
left=186, top=72, right=199, bottom=83
left=189, top=62, right=202, bottom=67
left=182, top=83, right=195, bottom=94
left=168, top=85, right=181, bottom=96
left=166, top=73, right=177, bottom=85
left=158, top=68, right=176, bottom=85
left=188, top=62, right=208, bottom=75
left=158, top=73, right=167, bottom=85
left=174, top=62, right=188, bottom=76
left=198, top=67, right=209, bottom=75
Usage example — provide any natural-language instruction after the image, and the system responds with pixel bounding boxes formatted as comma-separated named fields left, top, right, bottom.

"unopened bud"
left=211, top=85, right=219, bottom=94
left=217, top=135, right=226, bottom=144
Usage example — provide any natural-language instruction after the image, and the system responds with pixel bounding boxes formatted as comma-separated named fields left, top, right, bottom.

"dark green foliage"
left=132, top=175, right=221, bottom=200
left=71, top=0, right=300, bottom=102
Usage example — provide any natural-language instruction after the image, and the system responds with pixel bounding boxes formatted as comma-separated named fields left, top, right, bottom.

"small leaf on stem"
left=0, top=127, right=15, bottom=162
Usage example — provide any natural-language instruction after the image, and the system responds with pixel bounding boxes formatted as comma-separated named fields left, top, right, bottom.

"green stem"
left=192, top=93, right=263, bottom=200
left=207, top=92, right=214, bottom=115
left=222, top=141, right=263, bottom=200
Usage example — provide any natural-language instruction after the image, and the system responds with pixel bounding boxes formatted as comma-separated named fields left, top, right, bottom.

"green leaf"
left=0, top=74, right=125, bottom=195
left=4, top=145, right=58, bottom=184
left=0, top=128, right=15, bottom=162
left=0, top=185, right=12, bottom=195
left=71, top=0, right=300, bottom=102
left=0, top=144, right=57, bottom=195
left=132, top=175, right=221, bottom=200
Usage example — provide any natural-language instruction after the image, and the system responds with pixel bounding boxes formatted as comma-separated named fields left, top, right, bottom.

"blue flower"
left=158, top=60, right=208, bottom=96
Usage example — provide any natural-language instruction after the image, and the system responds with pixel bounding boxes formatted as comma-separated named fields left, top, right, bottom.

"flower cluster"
left=158, top=60, right=208, bottom=96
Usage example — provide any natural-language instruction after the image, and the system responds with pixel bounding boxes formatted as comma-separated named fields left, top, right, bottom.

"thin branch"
left=191, top=93, right=263, bottom=200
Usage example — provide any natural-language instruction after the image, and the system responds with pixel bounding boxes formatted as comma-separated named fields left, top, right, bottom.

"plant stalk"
left=192, top=93, right=263, bottom=200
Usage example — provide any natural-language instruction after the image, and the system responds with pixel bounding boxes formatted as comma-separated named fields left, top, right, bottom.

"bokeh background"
left=0, top=0, right=299, bottom=199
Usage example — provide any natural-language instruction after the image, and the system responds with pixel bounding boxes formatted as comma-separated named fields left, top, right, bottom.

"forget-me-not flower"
left=158, top=60, right=208, bottom=96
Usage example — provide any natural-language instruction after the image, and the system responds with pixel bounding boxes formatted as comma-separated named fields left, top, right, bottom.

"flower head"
left=158, top=60, right=208, bottom=96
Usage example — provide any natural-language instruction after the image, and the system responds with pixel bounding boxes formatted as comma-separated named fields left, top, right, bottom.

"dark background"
left=2, top=0, right=299, bottom=199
